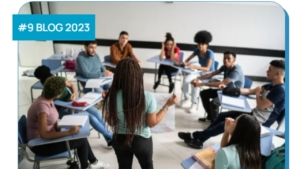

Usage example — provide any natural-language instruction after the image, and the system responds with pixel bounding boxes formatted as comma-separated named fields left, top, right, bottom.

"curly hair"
left=194, top=30, right=212, bottom=44
left=165, top=32, right=174, bottom=43
left=42, top=76, right=66, bottom=99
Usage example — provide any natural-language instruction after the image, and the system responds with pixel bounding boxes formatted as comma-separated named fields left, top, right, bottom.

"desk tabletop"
left=23, top=66, right=64, bottom=77
left=28, top=114, right=90, bottom=147
left=47, top=55, right=76, bottom=61
left=181, top=128, right=282, bottom=169
left=147, top=55, right=201, bottom=74
left=217, top=90, right=252, bottom=113
left=103, top=62, right=117, bottom=68
left=74, top=75, right=113, bottom=83
left=53, top=92, right=103, bottom=111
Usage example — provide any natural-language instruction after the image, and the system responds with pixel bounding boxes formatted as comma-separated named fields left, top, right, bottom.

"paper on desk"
left=189, top=162, right=204, bottom=169
left=77, top=93, right=102, bottom=104
left=261, top=126, right=271, bottom=137
left=58, top=115, right=88, bottom=127
left=85, top=79, right=105, bottom=89
left=222, top=96, right=245, bottom=108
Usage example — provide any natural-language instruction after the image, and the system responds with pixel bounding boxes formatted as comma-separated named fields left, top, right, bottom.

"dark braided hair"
left=102, top=58, right=146, bottom=146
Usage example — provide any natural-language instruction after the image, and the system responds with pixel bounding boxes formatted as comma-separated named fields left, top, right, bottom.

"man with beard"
left=76, top=40, right=113, bottom=93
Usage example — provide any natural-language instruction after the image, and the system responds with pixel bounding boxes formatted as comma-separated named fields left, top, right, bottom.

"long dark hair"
left=102, top=58, right=146, bottom=145
left=227, top=114, right=261, bottom=169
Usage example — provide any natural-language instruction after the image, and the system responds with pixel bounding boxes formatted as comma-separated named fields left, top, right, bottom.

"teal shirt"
left=116, top=90, right=158, bottom=138
left=215, top=145, right=241, bottom=169
left=76, top=51, right=106, bottom=78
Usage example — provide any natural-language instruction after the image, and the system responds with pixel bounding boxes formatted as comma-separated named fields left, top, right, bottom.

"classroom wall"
left=18, top=2, right=54, bottom=67
left=48, top=2, right=285, bottom=81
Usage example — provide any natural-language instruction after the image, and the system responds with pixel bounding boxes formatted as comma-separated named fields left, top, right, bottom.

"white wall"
left=49, top=2, right=284, bottom=50
left=49, top=2, right=285, bottom=77
left=18, top=2, right=54, bottom=67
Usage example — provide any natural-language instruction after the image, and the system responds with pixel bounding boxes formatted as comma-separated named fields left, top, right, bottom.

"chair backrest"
left=178, top=52, right=184, bottom=62
left=214, top=61, right=219, bottom=70
left=104, top=55, right=110, bottom=62
left=18, top=115, right=28, bottom=144
left=244, top=76, right=253, bottom=89
left=41, top=59, right=62, bottom=70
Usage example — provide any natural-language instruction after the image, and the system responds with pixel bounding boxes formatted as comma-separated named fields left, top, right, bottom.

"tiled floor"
left=18, top=67, right=285, bottom=169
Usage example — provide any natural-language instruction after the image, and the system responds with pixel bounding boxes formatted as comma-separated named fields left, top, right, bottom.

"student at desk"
left=178, top=60, right=285, bottom=149
left=34, top=65, right=113, bottom=147
left=181, top=30, right=215, bottom=111
left=76, top=40, right=113, bottom=93
left=215, top=115, right=262, bottom=169
left=110, top=31, right=141, bottom=67
left=192, top=51, right=244, bottom=119
left=153, top=33, right=181, bottom=93
left=102, top=58, right=178, bottom=169
left=27, top=76, right=109, bottom=169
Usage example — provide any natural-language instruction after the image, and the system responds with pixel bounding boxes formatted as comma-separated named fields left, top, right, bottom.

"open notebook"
left=261, top=126, right=271, bottom=137
left=58, top=115, right=88, bottom=127
left=222, top=95, right=245, bottom=109
left=77, top=93, right=102, bottom=104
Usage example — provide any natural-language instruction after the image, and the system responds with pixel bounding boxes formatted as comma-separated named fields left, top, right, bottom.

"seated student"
left=215, top=115, right=262, bottom=169
left=181, top=30, right=215, bottom=110
left=27, top=76, right=109, bottom=169
left=153, top=33, right=181, bottom=93
left=192, top=51, right=244, bottom=119
left=110, top=31, right=141, bottom=66
left=34, top=65, right=113, bottom=147
left=76, top=40, right=113, bottom=93
left=178, top=60, right=285, bottom=149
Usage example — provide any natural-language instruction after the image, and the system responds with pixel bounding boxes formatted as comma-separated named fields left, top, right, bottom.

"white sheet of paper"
left=261, top=126, right=271, bottom=137
left=189, top=162, right=204, bottom=169
left=85, top=79, right=105, bottom=89
left=58, top=115, right=88, bottom=127
left=222, top=95, right=245, bottom=108
left=77, top=93, right=102, bottom=104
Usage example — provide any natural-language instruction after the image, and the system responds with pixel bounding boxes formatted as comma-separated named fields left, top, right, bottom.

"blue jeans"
left=58, top=106, right=113, bottom=142
left=192, top=111, right=244, bottom=142
left=80, top=82, right=112, bottom=94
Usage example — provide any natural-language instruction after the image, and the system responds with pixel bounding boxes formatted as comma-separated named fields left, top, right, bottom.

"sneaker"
left=188, top=103, right=197, bottom=114
left=178, top=132, right=192, bottom=141
left=184, top=139, right=203, bottom=149
left=181, top=99, right=192, bottom=108
left=153, top=81, right=160, bottom=90
left=90, top=161, right=110, bottom=169
left=169, top=82, right=175, bottom=93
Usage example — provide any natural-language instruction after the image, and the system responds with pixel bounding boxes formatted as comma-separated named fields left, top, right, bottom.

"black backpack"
left=222, top=87, right=241, bottom=97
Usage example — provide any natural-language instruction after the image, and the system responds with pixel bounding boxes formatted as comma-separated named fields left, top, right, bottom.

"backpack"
left=64, top=59, right=76, bottom=70
left=265, top=143, right=285, bottom=169
left=222, top=87, right=241, bottom=97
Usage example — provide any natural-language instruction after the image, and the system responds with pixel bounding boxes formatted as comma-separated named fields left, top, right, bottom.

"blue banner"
left=12, top=14, right=95, bottom=41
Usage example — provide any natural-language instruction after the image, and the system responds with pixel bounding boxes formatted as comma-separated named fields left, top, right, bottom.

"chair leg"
left=98, top=133, right=100, bottom=138
left=30, top=87, right=34, bottom=103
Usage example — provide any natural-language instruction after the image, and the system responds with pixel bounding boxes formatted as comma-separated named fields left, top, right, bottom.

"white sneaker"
left=188, top=103, right=197, bottom=114
left=181, top=99, right=192, bottom=108
left=90, top=161, right=110, bottom=169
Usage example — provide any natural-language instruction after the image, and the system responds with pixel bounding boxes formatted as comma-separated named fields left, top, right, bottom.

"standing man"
left=76, top=40, right=113, bottom=93
left=110, top=31, right=141, bottom=66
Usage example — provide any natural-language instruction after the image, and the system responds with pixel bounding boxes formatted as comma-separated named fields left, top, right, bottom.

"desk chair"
left=263, top=109, right=285, bottom=130
left=154, top=52, right=184, bottom=93
left=18, top=115, right=76, bottom=169
left=30, top=60, right=63, bottom=102
left=104, top=55, right=110, bottom=63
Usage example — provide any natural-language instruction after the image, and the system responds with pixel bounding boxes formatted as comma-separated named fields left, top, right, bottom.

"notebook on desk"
left=221, top=95, right=245, bottom=109
left=58, top=115, right=88, bottom=127
left=192, top=147, right=216, bottom=169
left=77, top=93, right=102, bottom=104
